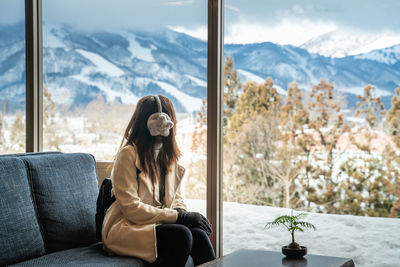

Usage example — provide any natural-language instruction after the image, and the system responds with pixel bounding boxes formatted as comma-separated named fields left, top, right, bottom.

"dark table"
left=198, top=249, right=355, bottom=267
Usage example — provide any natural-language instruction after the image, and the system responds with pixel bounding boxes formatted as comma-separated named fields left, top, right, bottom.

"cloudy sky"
left=1, top=0, right=400, bottom=46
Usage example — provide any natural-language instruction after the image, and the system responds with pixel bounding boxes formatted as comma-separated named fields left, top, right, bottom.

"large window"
left=3, top=0, right=399, bottom=262
left=0, top=1, right=26, bottom=154
left=42, top=0, right=208, bottom=206
left=222, top=1, right=400, bottom=266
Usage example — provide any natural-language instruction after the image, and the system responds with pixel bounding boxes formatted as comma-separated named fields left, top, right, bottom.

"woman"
left=102, top=95, right=216, bottom=267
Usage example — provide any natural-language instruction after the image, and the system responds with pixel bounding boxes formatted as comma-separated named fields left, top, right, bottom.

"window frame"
left=24, top=0, right=224, bottom=257
left=207, top=0, right=224, bottom=256
left=26, top=0, right=43, bottom=152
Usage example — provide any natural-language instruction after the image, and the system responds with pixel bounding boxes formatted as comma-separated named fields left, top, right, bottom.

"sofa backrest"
left=0, top=151, right=61, bottom=158
left=0, top=157, right=46, bottom=266
left=22, top=153, right=99, bottom=253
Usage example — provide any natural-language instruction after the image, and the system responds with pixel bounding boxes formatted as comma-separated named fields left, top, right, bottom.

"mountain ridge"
left=0, top=23, right=399, bottom=112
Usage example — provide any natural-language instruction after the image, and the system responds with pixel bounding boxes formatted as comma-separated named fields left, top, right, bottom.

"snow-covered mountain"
left=354, top=44, right=400, bottom=65
left=225, top=41, right=399, bottom=107
left=1, top=23, right=208, bottom=113
left=1, top=23, right=399, bottom=113
left=300, top=30, right=400, bottom=58
left=41, top=24, right=207, bottom=113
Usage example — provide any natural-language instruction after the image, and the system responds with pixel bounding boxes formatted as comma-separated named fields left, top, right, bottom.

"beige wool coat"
left=102, top=144, right=187, bottom=263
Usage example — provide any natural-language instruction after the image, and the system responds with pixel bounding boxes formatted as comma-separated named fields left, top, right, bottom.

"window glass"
left=223, top=1, right=400, bottom=266
left=0, top=0, right=26, bottom=154
left=42, top=0, right=207, bottom=205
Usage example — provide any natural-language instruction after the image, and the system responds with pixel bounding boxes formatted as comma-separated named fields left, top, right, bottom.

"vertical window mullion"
left=25, top=0, right=43, bottom=152
left=207, top=0, right=224, bottom=257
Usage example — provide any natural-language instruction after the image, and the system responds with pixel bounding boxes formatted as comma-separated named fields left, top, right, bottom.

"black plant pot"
left=282, top=246, right=307, bottom=259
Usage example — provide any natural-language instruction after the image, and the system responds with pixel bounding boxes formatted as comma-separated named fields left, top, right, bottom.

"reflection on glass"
left=222, top=1, right=400, bottom=266
left=0, top=0, right=26, bottom=154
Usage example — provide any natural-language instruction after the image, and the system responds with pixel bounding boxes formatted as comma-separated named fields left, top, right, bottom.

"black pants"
left=148, top=224, right=216, bottom=267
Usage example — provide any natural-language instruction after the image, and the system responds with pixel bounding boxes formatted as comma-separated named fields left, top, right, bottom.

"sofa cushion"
left=10, top=243, right=195, bottom=267
left=0, top=157, right=46, bottom=266
left=22, top=153, right=99, bottom=252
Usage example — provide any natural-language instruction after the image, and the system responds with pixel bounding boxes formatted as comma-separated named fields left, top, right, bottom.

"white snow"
left=301, top=30, right=400, bottom=58
left=45, top=86, right=74, bottom=104
left=185, top=74, right=207, bottom=87
left=237, top=69, right=287, bottom=95
left=75, top=49, right=124, bottom=76
left=273, top=85, right=287, bottom=96
left=71, top=67, right=139, bottom=104
left=185, top=199, right=400, bottom=267
left=351, top=36, right=400, bottom=57
left=153, top=81, right=203, bottom=112
left=238, top=69, right=264, bottom=83
left=42, top=23, right=66, bottom=49
left=275, top=63, right=298, bottom=78
left=355, top=45, right=400, bottom=65
left=342, top=86, right=392, bottom=97
left=123, top=32, right=155, bottom=62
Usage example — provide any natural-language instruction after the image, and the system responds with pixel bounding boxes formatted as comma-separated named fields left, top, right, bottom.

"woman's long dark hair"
left=121, top=95, right=181, bottom=184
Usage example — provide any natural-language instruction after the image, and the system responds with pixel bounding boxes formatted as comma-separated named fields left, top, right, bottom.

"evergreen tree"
left=355, top=84, right=385, bottom=129
left=280, top=81, right=309, bottom=144
left=0, top=113, right=6, bottom=150
left=304, top=80, right=349, bottom=213
left=385, top=150, right=400, bottom=218
left=189, top=55, right=242, bottom=199
left=0, top=94, right=7, bottom=152
left=191, top=98, right=207, bottom=153
left=43, top=86, right=63, bottom=150
left=10, top=111, right=25, bottom=151
left=384, top=84, right=400, bottom=217
left=228, top=114, right=283, bottom=205
left=386, top=84, right=400, bottom=147
left=339, top=84, right=391, bottom=217
left=224, top=55, right=242, bottom=124
left=186, top=98, right=207, bottom=199
left=276, top=82, right=310, bottom=208
left=223, top=78, right=288, bottom=205
left=227, top=78, right=281, bottom=141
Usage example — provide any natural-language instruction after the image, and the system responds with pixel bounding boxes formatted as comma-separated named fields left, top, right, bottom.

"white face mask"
left=147, top=95, right=174, bottom=137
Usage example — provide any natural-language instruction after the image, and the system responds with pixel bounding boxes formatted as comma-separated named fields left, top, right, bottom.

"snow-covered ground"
left=185, top=199, right=400, bottom=267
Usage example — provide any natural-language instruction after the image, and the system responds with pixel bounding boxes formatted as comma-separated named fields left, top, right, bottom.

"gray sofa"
left=0, top=152, right=194, bottom=266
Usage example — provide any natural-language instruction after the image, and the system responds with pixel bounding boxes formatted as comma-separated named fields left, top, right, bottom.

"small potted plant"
left=265, top=211, right=316, bottom=258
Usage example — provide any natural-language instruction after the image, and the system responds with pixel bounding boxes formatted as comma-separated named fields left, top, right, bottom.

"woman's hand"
left=175, top=209, right=212, bottom=235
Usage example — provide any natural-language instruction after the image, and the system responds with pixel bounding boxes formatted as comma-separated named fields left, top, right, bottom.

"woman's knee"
left=189, top=227, right=216, bottom=265
left=157, top=224, right=193, bottom=250
left=172, top=224, right=193, bottom=249
left=190, top=227, right=209, bottom=240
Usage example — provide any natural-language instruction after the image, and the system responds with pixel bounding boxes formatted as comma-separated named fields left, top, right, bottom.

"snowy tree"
left=224, top=55, right=241, bottom=124
left=0, top=113, right=6, bottom=151
left=280, top=81, right=309, bottom=145
left=384, top=84, right=400, bottom=218
left=186, top=98, right=207, bottom=199
left=223, top=78, right=291, bottom=205
left=302, top=80, right=349, bottom=213
left=43, top=86, right=63, bottom=150
left=188, top=55, right=242, bottom=200
left=278, top=82, right=310, bottom=208
left=10, top=111, right=25, bottom=151
left=386, top=84, right=400, bottom=147
left=339, top=84, right=391, bottom=217
left=227, top=78, right=281, bottom=142
left=355, top=84, right=385, bottom=129
left=191, top=98, right=207, bottom=153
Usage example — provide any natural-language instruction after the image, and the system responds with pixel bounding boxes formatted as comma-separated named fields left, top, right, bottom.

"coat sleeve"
left=171, top=184, right=187, bottom=210
left=171, top=164, right=187, bottom=210
left=111, top=146, right=178, bottom=225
